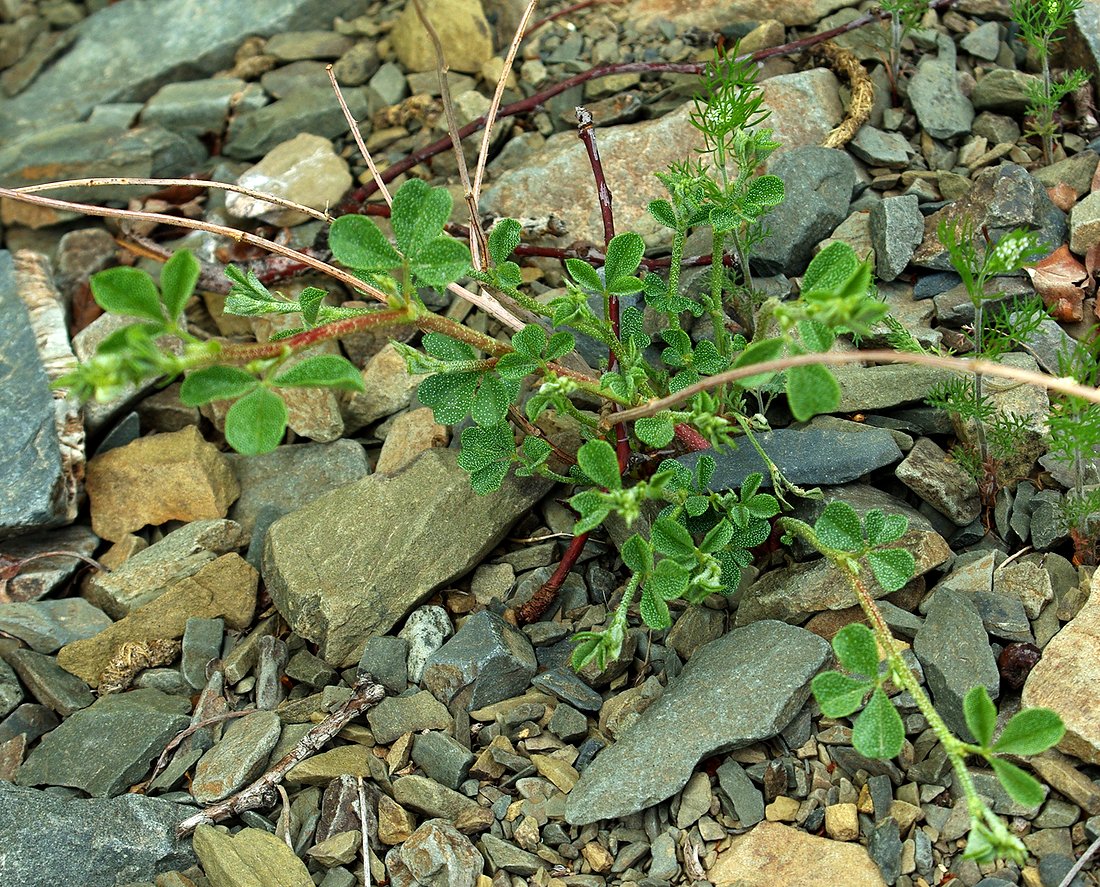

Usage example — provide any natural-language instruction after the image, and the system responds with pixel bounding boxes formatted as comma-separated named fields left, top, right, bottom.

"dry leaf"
left=1026, top=243, right=1087, bottom=321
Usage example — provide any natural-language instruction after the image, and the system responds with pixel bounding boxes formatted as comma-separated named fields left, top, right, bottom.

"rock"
left=85, top=519, right=246, bottom=619
left=393, top=774, right=483, bottom=821
left=895, top=437, right=981, bottom=526
left=483, top=76, right=842, bottom=247
left=0, top=782, right=195, bottom=886
left=753, top=147, right=855, bottom=276
left=716, top=759, right=765, bottom=826
left=825, top=802, right=860, bottom=840
left=0, top=596, right=111, bottom=653
left=376, top=408, right=449, bottom=475
left=266, top=30, right=353, bottom=61
left=357, top=636, right=409, bottom=694
left=2, top=647, right=93, bottom=717
left=57, top=553, right=257, bottom=687
left=224, top=84, right=371, bottom=159
left=993, top=560, right=1054, bottom=620
left=16, top=688, right=190, bottom=797
left=533, top=669, right=603, bottom=712
left=666, top=606, right=726, bottom=660
left=868, top=818, right=902, bottom=885
left=181, top=617, right=225, bottom=689
left=226, top=133, right=351, bottom=226
left=391, top=0, right=493, bottom=74
left=564, top=621, right=828, bottom=824
left=630, top=0, right=862, bottom=28
left=141, top=77, right=264, bottom=137
left=344, top=344, right=435, bottom=432
left=1070, top=190, right=1100, bottom=256
left=85, top=426, right=240, bottom=542
left=285, top=744, right=373, bottom=785
left=378, top=794, right=417, bottom=845
left=1021, top=568, right=1100, bottom=765
left=193, top=824, right=314, bottom=887
left=677, top=426, right=902, bottom=491
left=422, top=610, right=537, bottom=710
left=367, top=691, right=453, bottom=745
left=388, top=819, right=482, bottom=887
left=960, top=20, right=1002, bottom=60
left=908, top=36, right=973, bottom=140
left=972, top=68, right=1041, bottom=115
left=830, top=364, right=956, bottom=412
left=0, top=250, right=73, bottom=539
left=913, top=590, right=1000, bottom=742
left=0, top=658, right=23, bottom=719
left=262, top=449, right=549, bottom=667
left=411, top=731, right=476, bottom=790
left=870, top=195, right=924, bottom=282
left=479, top=831, right=546, bottom=876
left=399, top=606, right=453, bottom=685
left=849, top=125, right=912, bottom=168
left=190, top=710, right=282, bottom=803
left=707, top=821, right=887, bottom=886
left=973, top=591, right=1033, bottom=642
left=333, top=41, right=381, bottom=86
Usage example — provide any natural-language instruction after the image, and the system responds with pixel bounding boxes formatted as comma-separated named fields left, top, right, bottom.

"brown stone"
left=85, top=426, right=239, bottom=541
left=708, top=821, right=888, bottom=886
left=378, top=794, right=416, bottom=845
left=57, top=553, right=256, bottom=687
left=376, top=408, right=449, bottom=475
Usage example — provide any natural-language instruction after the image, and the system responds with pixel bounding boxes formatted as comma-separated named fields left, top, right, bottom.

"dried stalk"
left=326, top=65, right=391, bottom=207
left=176, top=674, right=386, bottom=836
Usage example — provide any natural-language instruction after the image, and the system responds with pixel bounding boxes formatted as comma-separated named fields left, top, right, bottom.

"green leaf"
left=639, top=587, right=672, bottom=630
left=635, top=416, right=676, bottom=448
left=410, top=236, right=471, bottom=289
left=160, top=249, right=200, bottom=323
left=566, top=258, right=604, bottom=292
left=988, top=757, right=1045, bottom=808
left=816, top=501, right=864, bottom=552
left=297, top=287, right=327, bottom=325
left=797, top=319, right=835, bottom=353
left=786, top=363, right=840, bottom=420
left=328, top=214, right=402, bottom=271
left=545, top=331, right=575, bottom=361
left=621, top=534, right=654, bottom=576
left=471, top=373, right=520, bottom=427
left=273, top=355, right=365, bottom=391
left=812, top=670, right=871, bottom=718
left=832, top=623, right=880, bottom=679
left=417, top=372, right=479, bottom=424
left=423, top=333, right=476, bottom=362
left=391, top=179, right=451, bottom=257
left=964, top=686, right=998, bottom=749
left=603, top=232, right=645, bottom=284
left=180, top=366, right=258, bottom=406
left=488, top=218, right=521, bottom=265
left=457, top=423, right=515, bottom=494
left=91, top=266, right=164, bottom=323
left=863, top=510, right=885, bottom=545
left=570, top=632, right=607, bottom=671
left=651, top=515, right=695, bottom=559
left=852, top=687, right=905, bottom=759
left=648, top=199, right=678, bottom=229
left=746, top=493, right=779, bottom=520
left=576, top=439, right=622, bottom=490
left=646, top=557, right=690, bottom=600
left=511, top=323, right=547, bottom=358
left=569, top=490, right=612, bottom=534
left=515, top=435, right=551, bottom=477
left=867, top=548, right=916, bottom=594
left=495, top=353, right=539, bottom=380
left=224, top=387, right=288, bottom=455
left=695, top=456, right=716, bottom=489
left=732, top=337, right=784, bottom=387
left=692, top=339, right=728, bottom=375
left=992, top=708, right=1066, bottom=756
left=877, top=513, right=908, bottom=545
left=699, top=519, right=734, bottom=553
left=802, top=241, right=861, bottom=297
left=743, top=174, right=785, bottom=210
left=709, top=206, right=737, bottom=233
left=685, top=495, right=710, bottom=517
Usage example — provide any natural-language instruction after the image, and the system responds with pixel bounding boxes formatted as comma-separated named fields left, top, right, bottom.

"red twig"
left=516, top=532, right=590, bottom=624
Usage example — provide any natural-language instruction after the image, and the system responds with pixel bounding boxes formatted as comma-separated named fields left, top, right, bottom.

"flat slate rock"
left=0, top=782, right=195, bottom=887
left=564, top=621, right=829, bottom=824
left=677, top=426, right=903, bottom=491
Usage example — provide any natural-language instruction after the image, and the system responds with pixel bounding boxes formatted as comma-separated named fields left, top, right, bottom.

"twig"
left=1057, top=832, right=1100, bottom=887
left=605, top=348, right=1100, bottom=427
left=137, top=709, right=253, bottom=791
left=356, top=776, right=371, bottom=887
left=516, top=532, right=590, bottom=624
left=175, top=674, right=387, bottom=836
left=327, top=66, right=391, bottom=207
left=15, top=177, right=333, bottom=223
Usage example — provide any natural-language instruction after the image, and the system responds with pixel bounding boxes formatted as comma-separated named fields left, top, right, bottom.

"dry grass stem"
left=326, top=65, right=392, bottom=207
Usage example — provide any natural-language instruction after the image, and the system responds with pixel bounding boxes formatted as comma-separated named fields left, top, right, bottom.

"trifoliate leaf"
left=495, top=353, right=539, bottom=380
left=635, top=416, right=676, bottom=448
left=565, top=258, right=603, bottom=292
left=488, top=218, right=521, bottom=265
left=786, top=363, right=840, bottom=421
left=545, top=331, right=575, bottom=361
left=963, top=686, right=998, bottom=749
left=832, top=623, right=879, bottom=679
left=224, top=387, right=288, bottom=455
left=576, top=439, right=622, bottom=490
left=417, top=372, right=479, bottom=424
left=411, top=236, right=472, bottom=289
left=852, top=687, right=905, bottom=759
left=988, top=757, right=1046, bottom=808
left=815, top=501, right=864, bottom=552
left=272, top=355, right=365, bottom=391
left=569, top=490, right=612, bottom=534
left=812, top=670, right=871, bottom=718
left=876, top=513, right=908, bottom=545
left=867, top=548, right=916, bottom=594
left=695, top=455, right=716, bottom=490
left=159, top=249, right=200, bottom=323
left=91, top=266, right=164, bottom=323
left=328, top=214, right=402, bottom=271
left=692, top=339, right=728, bottom=375
left=731, top=337, right=784, bottom=388
left=515, top=435, right=552, bottom=477
left=639, top=587, right=672, bottom=630
left=992, top=708, right=1066, bottom=756
left=746, top=493, right=779, bottom=520
left=685, top=495, right=710, bottom=517
left=603, top=231, right=645, bottom=284
left=471, top=373, right=520, bottom=427
left=391, top=178, right=451, bottom=257
left=457, top=423, right=515, bottom=494
left=864, top=509, right=885, bottom=545
left=651, top=515, right=695, bottom=559
left=709, top=206, right=737, bottom=233
left=511, top=323, right=548, bottom=358
left=180, top=366, right=258, bottom=406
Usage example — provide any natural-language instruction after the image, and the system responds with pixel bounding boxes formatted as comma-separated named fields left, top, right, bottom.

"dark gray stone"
left=0, top=782, right=195, bottom=886
left=908, top=36, right=974, bottom=139
left=752, top=148, right=856, bottom=276
left=870, top=195, right=924, bottom=282
left=0, top=596, right=110, bottom=653
left=411, top=730, right=476, bottom=790
left=564, top=621, right=829, bottom=825
left=548, top=702, right=589, bottom=743
left=1039, top=853, right=1086, bottom=887
left=0, top=657, right=23, bottom=719
left=0, top=251, right=69, bottom=539
left=971, top=68, right=1039, bottom=115
left=3, top=648, right=93, bottom=717
left=356, top=636, right=409, bottom=695
left=16, top=688, right=191, bottom=797
left=181, top=617, right=224, bottom=690
left=367, top=691, right=453, bottom=745
left=224, top=84, right=372, bottom=159
left=0, top=703, right=59, bottom=746
left=0, top=526, right=101, bottom=603
left=913, top=591, right=999, bottom=742
left=973, top=591, right=1034, bottom=642
left=422, top=611, right=537, bottom=711
left=960, top=21, right=1002, bottom=61
left=0, top=0, right=362, bottom=140
left=896, top=437, right=981, bottom=526
left=142, top=77, right=265, bottom=136
left=869, top=818, right=902, bottom=885
left=715, top=759, right=764, bottom=827
left=255, top=635, right=289, bottom=711
left=285, top=649, right=338, bottom=689
left=532, top=668, right=605, bottom=712
left=868, top=773, right=894, bottom=823
left=479, top=831, right=546, bottom=876
left=677, top=426, right=902, bottom=492
left=848, top=125, right=912, bottom=168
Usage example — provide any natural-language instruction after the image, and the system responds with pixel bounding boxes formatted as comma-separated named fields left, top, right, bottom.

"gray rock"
left=181, top=617, right=224, bottom=690
left=648, top=832, right=680, bottom=880
left=224, top=84, right=372, bottom=159
left=190, top=709, right=281, bottom=803
left=1033, top=150, right=1100, bottom=198
left=895, top=437, right=981, bottom=526
left=2, top=647, right=93, bottom=717
left=677, top=426, right=902, bottom=492
left=392, top=774, right=481, bottom=821
left=369, top=61, right=408, bottom=105
left=411, top=731, right=476, bottom=790
left=1030, top=489, right=1068, bottom=550
left=141, top=78, right=265, bottom=136
left=972, top=112, right=1022, bottom=147
left=564, top=621, right=829, bottom=824
left=399, top=605, right=453, bottom=685
left=0, top=0, right=361, bottom=140
left=0, top=251, right=70, bottom=540
left=1071, top=190, right=1100, bottom=256
left=0, top=596, right=110, bottom=653
left=0, top=782, right=195, bottom=886
left=422, top=611, right=537, bottom=711
left=262, top=449, right=550, bottom=667
left=388, top=819, right=482, bottom=887
left=831, top=364, right=956, bottom=412
left=332, top=41, right=381, bottom=87
left=913, top=591, right=999, bottom=742
left=266, top=30, right=353, bottom=61
left=848, top=125, right=912, bottom=168
left=0, top=657, right=23, bottom=719
left=992, top=559, right=1053, bottom=619
left=869, top=818, right=902, bottom=885
left=752, top=147, right=856, bottom=276
left=716, top=759, right=765, bottom=826
left=285, top=649, right=337, bottom=689
left=17, top=688, right=191, bottom=797
left=870, top=195, right=924, bottom=282
left=0, top=525, right=101, bottom=604
left=367, top=691, right=453, bottom=745
left=479, top=831, right=546, bottom=876
left=960, top=21, right=1002, bottom=61
left=972, top=591, right=1034, bottom=642
left=0, top=703, right=59, bottom=746
left=972, top=68, right=1040, bottom=115
left=255, top=635, right=289, bottom=711
left=356, top=636, right=409, bottom=694
left=532, top=668, right=604, bottom=712
left=908, top=36, right=974, bottom=140
left=548, top=702, right=589, bottom=743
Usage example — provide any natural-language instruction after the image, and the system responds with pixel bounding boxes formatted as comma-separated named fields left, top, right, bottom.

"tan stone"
left=378, top=794, right=416, bottom=845
left=824, top=803, right=859, bottom=841
left=85, top=426, right=239, bottom=541
left=342, top=343, right=422, bottom=432
left=285, top=744, right=374, bottom=785
left=581, top=841, right=614, bottom=874
left=57, top=553, right=256, bottom=687
left=391, top=0, right=493, bottom=74
left=708, top=821, right=888, bottom=887
left=193, top=825, right=313, bottom=887
left=629, top=0, right=860, bottom=28
left=376, top=408, right=449, bottom=475
left=531, top=754, right=579, bottom=793
left=1021, top=568, right=1100, bottom=765
left=764, top=796, right=800, bottom=822
left=889, top=799, right=924, bottom=832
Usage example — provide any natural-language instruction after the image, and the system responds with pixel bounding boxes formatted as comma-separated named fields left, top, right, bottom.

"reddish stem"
left=515, top=530, right=590, bottom=625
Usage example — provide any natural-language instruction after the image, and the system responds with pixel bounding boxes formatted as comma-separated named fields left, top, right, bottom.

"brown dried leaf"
left=98, top=639, right=181, bottom=695
left=1026, top=243, right=1087, bottom=321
